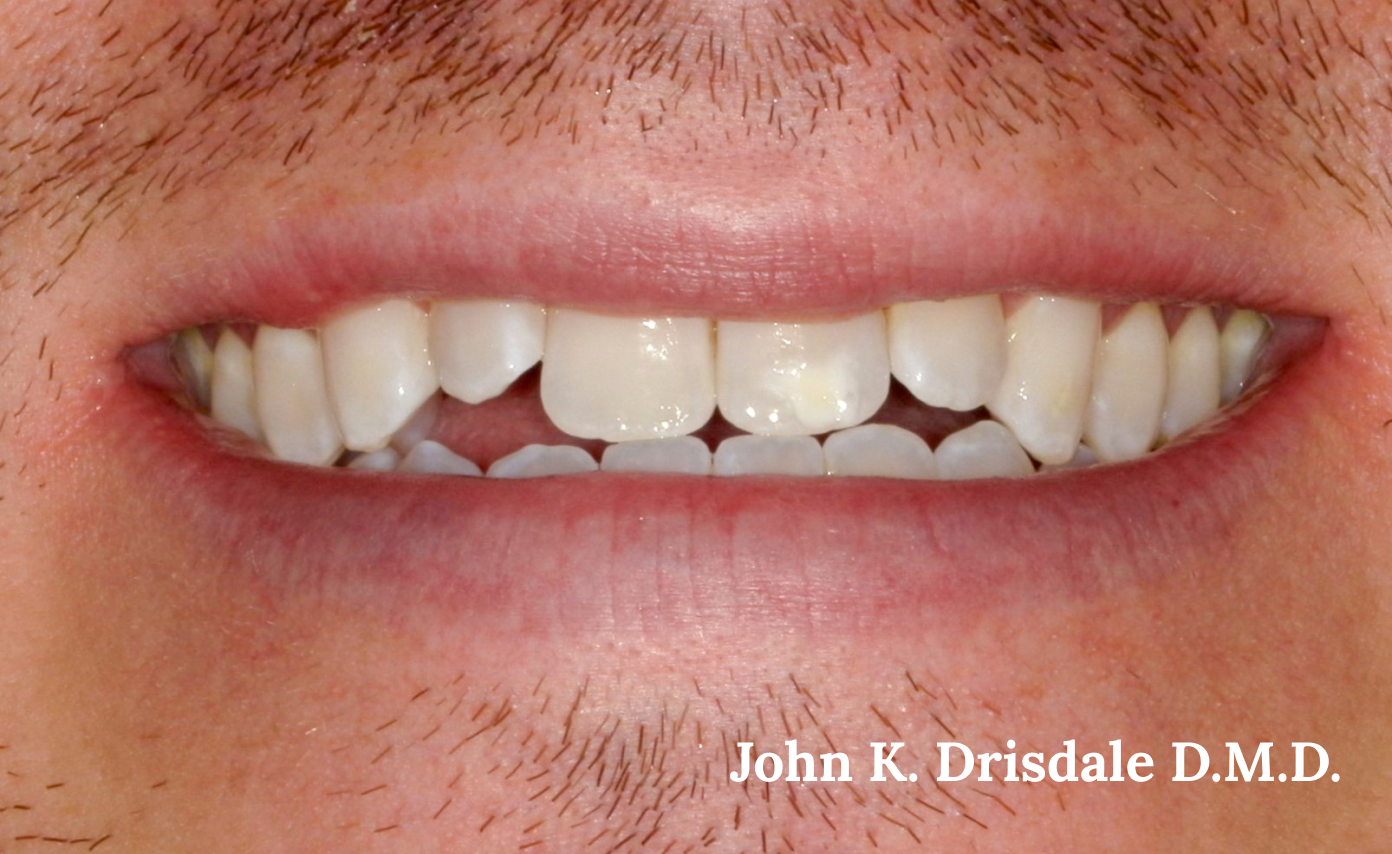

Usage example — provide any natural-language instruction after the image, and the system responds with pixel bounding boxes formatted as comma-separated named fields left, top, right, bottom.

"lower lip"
left=97, top=344, right=1319, bottom=641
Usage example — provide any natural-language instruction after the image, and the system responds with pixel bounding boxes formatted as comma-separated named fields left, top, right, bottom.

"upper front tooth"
left=987, top=295, right=1101, bottom=465
left=209, top=328, right=262, bottom=442
left=1084, top=302, right=1168, bottom=462
left=429, top=300, right=545, bottom=404
left=541, top=310, right=716, bottom=442
left=1160, top=306, right=1221, bottom=441
left=252, top=327, right=344, bottom=466
left=717, top=313, right=890, bottom=436
left=321, top=299, right=438, bottom=452
left=1219, top=309, right=1270, bottom=404
left=888, top=296, right=1006, bottom=411
left=823, top=424, right=936, bottom=479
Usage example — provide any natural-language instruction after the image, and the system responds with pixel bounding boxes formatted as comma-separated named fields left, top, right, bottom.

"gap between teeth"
left=170, top=295, right=1271, bottom=479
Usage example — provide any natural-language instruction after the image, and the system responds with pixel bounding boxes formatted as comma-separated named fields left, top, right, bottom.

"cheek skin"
left=0, top=328, right=1387, bottom=853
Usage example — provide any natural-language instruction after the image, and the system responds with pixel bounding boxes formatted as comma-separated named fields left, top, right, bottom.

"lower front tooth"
left=487, top=445, right=599, bottom=479
left=347, top=448, right=402, bottom=471
left=1219, top=309, right=1270, bottom=404
left=252, top=327, right=343, bottom=466
left=717, top=313, right=890, bottom=436
left=209, top=328, right=263, bottom=442
left=987, top=295, right=1101, bottom=465
left=1160, top=306, right=1221, bottom=441
left=822, top=424, right=936, bottom=479
left=934, top=421, right=1036, bottom=480
left=600, top=437, right=713, bottom=475
left=541, top=310, right=716, bottom=442
left=398, top=440, right=483, bottom=476
left=713, top=436, right=825, bottom=476
left=321, top=299, right=438, bottom=452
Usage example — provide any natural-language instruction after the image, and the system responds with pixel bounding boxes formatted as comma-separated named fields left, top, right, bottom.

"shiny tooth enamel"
left=713, top=435, right=825, bottom=476
left=252, top=327, right=344, bottom=466
left=389, top=393, right=442, bottom=454
left=717, top=313, right=890, bottom=436
left=487, top=445, right=599, bottom=479
left=209, top=328, right=263, bottom=442
left=347, top=448, right=402, bottom=471
left=1160, top=306, right=1222, bottom=441
left=174, top=328, right=214, bottom=411
left=398, top=440, right=483, bottom=476
left=822, top=424, right=936, bottom=479
left=1220, top=309, right=1270, bottom=404
left=1039, top=443, right=1100, bottom=472
left=429, top=300, right=545, bottom=404
left=542, top=310, right=716, bottom=442
left=321, top=299, right=438, bottom=452
left=600, top=437, right=713, bottom=475
left=987, top=295, right=1101, bottom=465
left=1084, top=302, right=1168, bottom=462
left=888, top=295, right=1006, bottom=411
left=934, top=420, right=1037, bottom=480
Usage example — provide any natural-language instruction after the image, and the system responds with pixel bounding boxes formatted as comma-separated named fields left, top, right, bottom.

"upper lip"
left=122, top=172, right=1320, bottom=348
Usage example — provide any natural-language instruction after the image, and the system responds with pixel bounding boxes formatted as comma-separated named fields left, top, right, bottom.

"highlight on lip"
left=156, top=293, right=1277, bottom=481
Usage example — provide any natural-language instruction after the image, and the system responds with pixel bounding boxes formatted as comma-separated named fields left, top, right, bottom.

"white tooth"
left=1084, top=302, right=1168, bottom=462
left=541, top=310, right=715, bottom=442
left=389, top=393, right=441, bottom=454
left=429, top=300, right=545, bottom=404
left=934, top=421, right=1036, bottom=480
left=987, top=295, right=1100, bottom=465
left=398, top=440, right=482, bottom=476
left=347, top=448, right=402, bottom=471
left=1160, top=307, right=1222, bottom=441
left=717, top=313, right=890, bottom=436
left=253, top=327, right=344, bottom=466
left=209, top=329, right=263, bottom=442
left=487, top=445, right=598, bottom=479
left=888, top=296, right=1006, bottom=411
left=1039, top=443, right=1100, bottom=472
left=321, top=299, right=438, bottom=452
left=600, top=437, right=713, bottom=475
left=823, top=424, right=936, bottom=479
left=712, top=435, right=825, bottom=476
left=174, top=329, right=215, bottom=411
left=1220, top=309, right=1270, bottom=403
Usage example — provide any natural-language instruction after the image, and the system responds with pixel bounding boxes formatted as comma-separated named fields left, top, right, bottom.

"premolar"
left=1085, top=303, right=1167, bottom=462
left=1160, top=307, right=1222, bottom=441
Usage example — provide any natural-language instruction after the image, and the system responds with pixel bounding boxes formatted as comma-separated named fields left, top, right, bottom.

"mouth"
left=106, top=188, right=1326, bottom=637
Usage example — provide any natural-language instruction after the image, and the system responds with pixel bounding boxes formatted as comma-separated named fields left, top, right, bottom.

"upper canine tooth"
left=429, top=300, right=545, bottom=404
left=541, top=310, right=715, bottom=442
left=987, top=295, right=1101, bottom=465
left=888, top=296, right=1006, bottom=411
left=717, top=313, right=890, bottom=436
left=934, top=420, right=1036, bottom=480
left=600, top=437, right=713, bottom=475
left=1084, top=302, right=1168, bottom=462
left=1160, top=306, right=1221, bottom=441
left=1219, top=309, right=1270, bottom=404
left=209, top=328, right=262, bottom=442
left=321, top=299, right=438, bottom=452
left=252, top=327, right=344, bottom=466
left=823, top=424, right=936, bottom=479
left=713, top=435, right=825, bottom=476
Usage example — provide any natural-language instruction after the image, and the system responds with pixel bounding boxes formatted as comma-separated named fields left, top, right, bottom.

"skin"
left=2, top=0, right=1392, bottom=851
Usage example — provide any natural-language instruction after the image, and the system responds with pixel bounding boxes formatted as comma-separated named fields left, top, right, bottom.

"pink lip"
left=124, top=174, right=1316, bottom=346
left=96, top=175, right=1333, bottom=641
